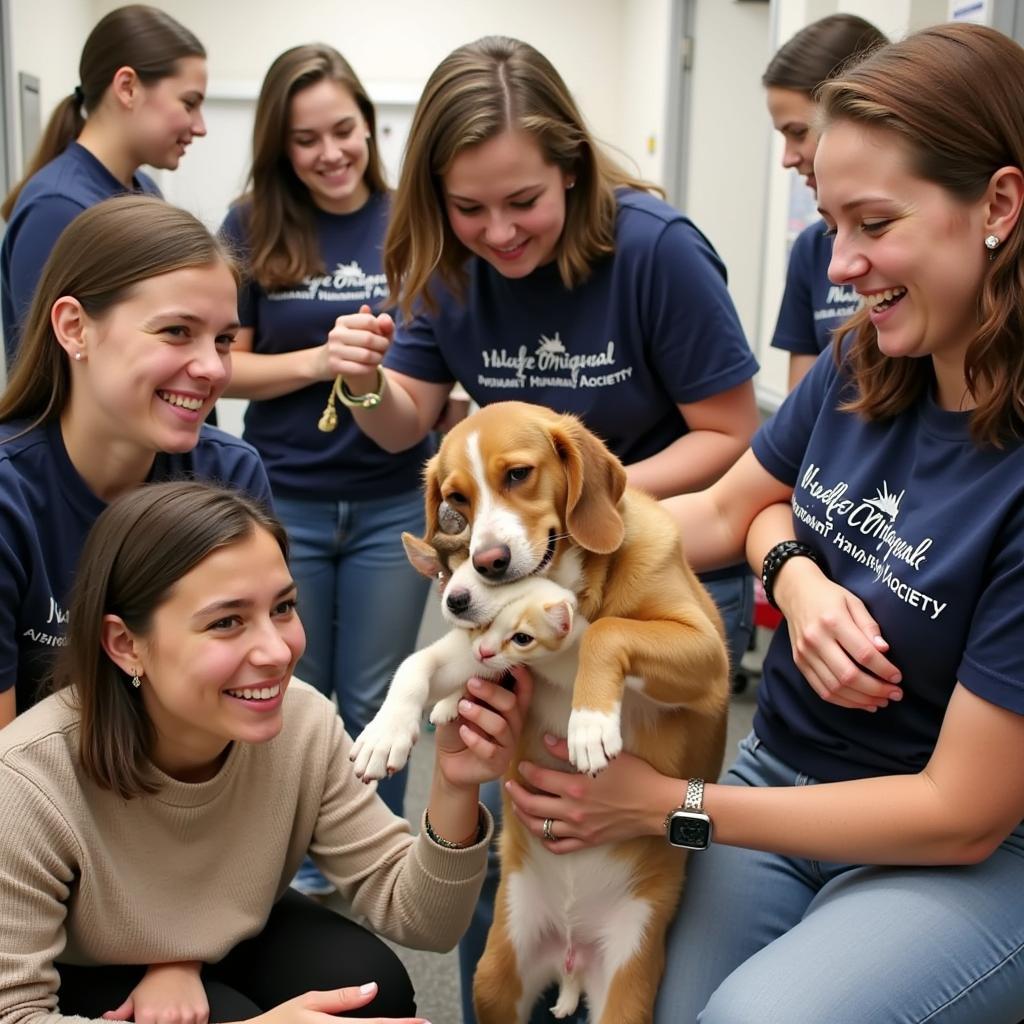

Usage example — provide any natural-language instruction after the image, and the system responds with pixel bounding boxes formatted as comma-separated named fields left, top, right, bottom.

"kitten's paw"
left=567, top=706, right=622, bottom=775
left=350, top=710, right=420, bottom=781
left=429, top=691, right=464, bottom=725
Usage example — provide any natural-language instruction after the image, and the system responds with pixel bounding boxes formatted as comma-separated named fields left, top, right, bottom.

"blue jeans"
left=458, top=573, right=755, bottom=1023
left=655, top=731, right=1024, bottom=1024
left=274, top=490, right=428, bottom=816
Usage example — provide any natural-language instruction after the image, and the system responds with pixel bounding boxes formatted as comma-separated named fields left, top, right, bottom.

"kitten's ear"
left=544, top=600, right=574, bottom=637
left=402, top=532, right=443, bottom=579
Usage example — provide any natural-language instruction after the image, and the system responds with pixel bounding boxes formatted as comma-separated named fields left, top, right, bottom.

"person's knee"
left=355, top=939, right=416, bottom=1018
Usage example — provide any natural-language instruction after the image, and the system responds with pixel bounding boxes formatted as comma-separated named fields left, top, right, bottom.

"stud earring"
left=566, top=178, right=576, bottom=190
left=73, top=352, right=83, bottom=361
left=130, top=668, right=141, bottom=689
left=985, top=234, right=1001, bottom=260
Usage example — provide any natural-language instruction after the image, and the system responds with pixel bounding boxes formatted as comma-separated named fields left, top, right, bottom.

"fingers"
left=506, top=793, right=581, bottom=856
left=101, top=998, right=133, bottom=1021
left=298, top=984, right=379, bottom=1014
left=844, top=597, right=902, bottom=685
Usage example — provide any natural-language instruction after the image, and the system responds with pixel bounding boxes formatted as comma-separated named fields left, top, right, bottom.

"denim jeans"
left=458, top=573, right=756, bottom=1024
left=274, top=490, right=428, bottom=816
left=655, top=731, right=1024, bottom=1024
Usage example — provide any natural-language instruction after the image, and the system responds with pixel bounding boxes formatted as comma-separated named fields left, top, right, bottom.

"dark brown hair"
left=0, top=194, right=237, bottom=434
left=1, top=5, right=204, bottom=220
left=819, top=23, right=1024, bottom=447
left=52, top=482, right=288, bottom=799
left=763, top=14, right=887, bottom=95
left=384, top=35, right=659, bottom=319
left=238, top=44, right=386, bottom=290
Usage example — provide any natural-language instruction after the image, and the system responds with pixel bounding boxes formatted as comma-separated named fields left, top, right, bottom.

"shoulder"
left=191, top=425, right=264, bottom=467
left=790, top=220, right=831, bottom=263
left=0, top=690, right=80, bottom=774
left=0, top=421, right=51, bottom=474
left=219, top=199, right=252, bottom=244
left=277, top=678, right=345, bottom=748
left=613, top=189, right=718, bottom=261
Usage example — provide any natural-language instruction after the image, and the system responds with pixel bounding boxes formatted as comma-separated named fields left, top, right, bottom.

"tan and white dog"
left=423, top=401, right=729, bottom=1023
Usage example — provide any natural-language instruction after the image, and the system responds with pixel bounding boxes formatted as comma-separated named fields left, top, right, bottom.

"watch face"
left=669, top=812, right=711, bottom=849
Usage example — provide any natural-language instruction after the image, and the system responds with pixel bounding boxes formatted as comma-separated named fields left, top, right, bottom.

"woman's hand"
left=773, top=556, right=903, bottom=710
left=251, top=983, right=427, bottom=1024
left=320, top=304, right=394, bottom=389
left=435, top=667, right=533, bottom=790
left=102, top=961, right=208, bottom=1024
left=505, top=736, right=668, bottom=854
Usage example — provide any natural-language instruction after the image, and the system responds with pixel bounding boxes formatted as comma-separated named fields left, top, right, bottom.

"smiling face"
left=286, top=78, right=371, bottom=214
left=129, top=56, right=208, bottom=170
left=64, top=261, right=239, bottom=456
left=816, top=121, right=989, bottom=383
left=130, top=527, right=305, bottom=780
left=766, top=86, right=820, bottom=194
left=442, top=129, right=572, bottom=278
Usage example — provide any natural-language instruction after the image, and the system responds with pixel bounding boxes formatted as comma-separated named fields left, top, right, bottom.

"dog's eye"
left=446, top=491, right=468, bottom=506
left=511, top=632, right=534, bottom=646
left=506, top=466, right=532, bottom=486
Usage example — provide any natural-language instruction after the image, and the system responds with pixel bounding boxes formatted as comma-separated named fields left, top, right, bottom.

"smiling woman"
left=0, top=4, right=209, bottom=366
left=0, top=480, right=526, bottom=1024
left=0, top=195, right=272, bottom=732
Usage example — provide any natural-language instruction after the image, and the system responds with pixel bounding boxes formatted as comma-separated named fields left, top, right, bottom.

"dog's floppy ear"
left=549, top=416, right=627, bottom=554
left=402, top=532, right=444, bottom=580
left=421, top=453, right=444, bottom=539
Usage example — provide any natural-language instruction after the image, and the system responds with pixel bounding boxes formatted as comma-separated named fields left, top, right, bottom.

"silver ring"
left=542, top=817, right=556, bottom=842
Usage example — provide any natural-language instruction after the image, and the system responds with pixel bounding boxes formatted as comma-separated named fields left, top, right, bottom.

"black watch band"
left=761, top=540, right=822, bottom=610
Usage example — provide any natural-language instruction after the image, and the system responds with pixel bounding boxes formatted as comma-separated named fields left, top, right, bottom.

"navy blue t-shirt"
left=1, top=143, right=161, bottom=365
left=385, top=189, right=759, bottom=468
left=752, top=352, right=1024, bottom=782
left=219, top=193, right=432, bottom=501
left=0, top=420, right=272, bottom=712
left=770, top=220, right=860, bottom=356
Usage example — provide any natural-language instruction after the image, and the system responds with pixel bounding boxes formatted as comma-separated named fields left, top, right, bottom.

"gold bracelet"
left=317, top=368, right=385, bottom=432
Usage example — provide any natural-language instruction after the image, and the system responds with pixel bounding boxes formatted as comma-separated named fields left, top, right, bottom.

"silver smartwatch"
left=665, top=778, right=712, bottom=850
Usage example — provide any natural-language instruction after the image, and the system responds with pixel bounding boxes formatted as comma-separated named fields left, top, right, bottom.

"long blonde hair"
left=384, top=35, right=658, bottom=319
left=238, top=44, right=387, bottom=290
left=821, top=23, right=1024, bottom=447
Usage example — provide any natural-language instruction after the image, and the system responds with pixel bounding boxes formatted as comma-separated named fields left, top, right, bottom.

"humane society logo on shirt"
left=477, top=332, right=634, bottom=391
left=792, top=464, right=947, bottom=621
left=814, top=284, right=861, bottom=324
left=22, top=596, right=69, bottom=648
left=270, top=261, right=387, bottom=304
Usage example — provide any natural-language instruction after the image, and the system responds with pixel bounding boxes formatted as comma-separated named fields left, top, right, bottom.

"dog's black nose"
left=473, top=544, right=511, bottom=579
left=447, top=588, right=472, bottom=615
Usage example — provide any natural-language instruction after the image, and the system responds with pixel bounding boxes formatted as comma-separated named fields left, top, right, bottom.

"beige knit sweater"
left=0, top=680, right=491, bottom=1024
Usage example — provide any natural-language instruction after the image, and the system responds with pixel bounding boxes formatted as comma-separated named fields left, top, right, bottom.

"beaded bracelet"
left=761, top=540, right=823, bottom=609
left=424, top=804, right=487, bottom=850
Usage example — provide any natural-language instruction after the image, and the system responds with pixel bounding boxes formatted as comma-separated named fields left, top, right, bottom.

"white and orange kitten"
left=350, top=575, right=580, bottom=783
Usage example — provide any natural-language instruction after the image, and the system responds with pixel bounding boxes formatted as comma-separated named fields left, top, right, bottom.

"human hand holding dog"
left=506, top=735, right=674, bottom=853
left=772, top=556, right=903, bottom=711
left=324, top=303, right=394, bottom=393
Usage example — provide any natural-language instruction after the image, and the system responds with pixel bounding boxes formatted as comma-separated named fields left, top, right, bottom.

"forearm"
left=425, top=756, right=480, bottom=847
left=636, top=766, right=989, bottom=866
left=626, top=428, right=748, bottom=500
left=745, top=502, right=797, bottom=575
left=662, top=489, right=748, bottom=573
left=347, top=370, right=441, bottom=453
left=222, top=348, right=319, bottom=400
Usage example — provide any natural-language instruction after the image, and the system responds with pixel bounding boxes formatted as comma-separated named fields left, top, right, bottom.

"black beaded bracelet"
left=424, top=805, right=486, bottom=850
left=761, top=540, right=823, bottom=610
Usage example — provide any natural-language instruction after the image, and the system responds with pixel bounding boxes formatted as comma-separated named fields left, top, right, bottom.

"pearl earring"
left=73, top=352, right=83, bottom=361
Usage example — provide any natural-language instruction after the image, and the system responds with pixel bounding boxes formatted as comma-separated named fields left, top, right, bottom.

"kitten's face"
left=472, top=594, right=574, bottom=671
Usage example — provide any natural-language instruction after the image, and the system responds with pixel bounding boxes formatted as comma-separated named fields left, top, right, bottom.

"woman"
left=218, top=45, right=430, bottom=830
left=0, top=480, right=529, bottom=1024
left=507, top=24, right=1024, bottom=1023
left=0, top=194, right=270, bottom=730
left=328, top=35, right=759, bottom=1021
left=764, top=14, right=887, bottom=390
left=1, top=4, right=207, bottom=364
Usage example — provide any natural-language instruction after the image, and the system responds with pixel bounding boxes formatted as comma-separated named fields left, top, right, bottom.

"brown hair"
left=1, top=5, right=204, bottom=220
left=52, top=481, right=288, bottom=799
left=763, top=14, right=887, bottom=94
left=238, top=44, right=387, bottom=290
left=0, top=194, right=237, bottom=435
left=819, top=23, right=1024, bottom=447
left=384, top=35, right=659, bottom=319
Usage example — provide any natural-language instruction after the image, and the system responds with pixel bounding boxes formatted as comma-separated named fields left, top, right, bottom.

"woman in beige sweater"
left=0, top=481, right=529, bottom=1024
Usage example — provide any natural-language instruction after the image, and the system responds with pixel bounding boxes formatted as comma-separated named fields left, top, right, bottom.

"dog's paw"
left=429, top=691, right=464, bottom=726
left=567, top=706, right=622, bottom=775
left=350, top=710, right=420, bottom=781
left=551, top=976, right=581, bottom=1018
